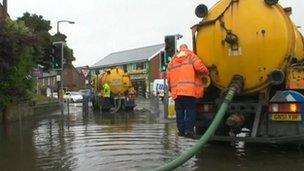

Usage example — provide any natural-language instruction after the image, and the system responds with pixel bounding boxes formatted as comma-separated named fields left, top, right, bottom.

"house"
left=91, top=44, right=164, bottom=98
left=34, top=64, right=86, bottom=96
left=35, top=71, right=57, bottom=96
left=63, top=64, right=86, bottom=91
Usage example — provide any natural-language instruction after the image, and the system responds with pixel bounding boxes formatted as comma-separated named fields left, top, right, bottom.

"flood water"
left=1, top=104, right=304, bottom=171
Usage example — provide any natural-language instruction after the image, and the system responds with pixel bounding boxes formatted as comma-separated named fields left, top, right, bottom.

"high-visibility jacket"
left=167, top=49, right=209, bottom=99
left=103, top=83, right=111, bottom=98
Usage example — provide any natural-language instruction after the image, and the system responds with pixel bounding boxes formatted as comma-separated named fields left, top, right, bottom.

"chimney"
left=3, top=0, right=7, bottom=18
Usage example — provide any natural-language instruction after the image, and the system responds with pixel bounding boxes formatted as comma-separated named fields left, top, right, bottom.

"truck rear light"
left=268, top=103, right=301, bottom=113
left=197, top=104, right=214, bottom=113
left=271, top=104, right=279, bottom=112
left=290, top=104, right=298, bottom=112
left=203, top=104, right=210, bottom=112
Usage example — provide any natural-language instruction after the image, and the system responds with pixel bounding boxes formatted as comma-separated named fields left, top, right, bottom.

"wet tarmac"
left=1, top=101, right=304, bottom=171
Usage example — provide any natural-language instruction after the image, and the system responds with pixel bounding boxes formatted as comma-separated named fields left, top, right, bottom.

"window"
left=136, top=62, right=144, bottom=70
left=123, top=65, right=127, bottom=72
left=131, top=64, right=136, bottom=71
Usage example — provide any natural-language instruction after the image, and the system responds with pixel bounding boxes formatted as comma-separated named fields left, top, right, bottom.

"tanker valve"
left=264, top=0, right=279, bottom=6
left=269, top=69, right=285, bottom=85
left=226, top=113, right=245, bottom=128
left=225, top=32, right=239, bottom=50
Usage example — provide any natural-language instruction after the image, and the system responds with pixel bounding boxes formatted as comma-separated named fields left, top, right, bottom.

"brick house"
left=63, top=64, right=86, bottom=91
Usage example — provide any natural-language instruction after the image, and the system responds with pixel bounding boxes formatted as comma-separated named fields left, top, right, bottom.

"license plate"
left=271, top=113, right=302, bottom=121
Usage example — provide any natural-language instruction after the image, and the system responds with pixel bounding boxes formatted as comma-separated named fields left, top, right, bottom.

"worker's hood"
left=174, top=50, right=189, bottom=63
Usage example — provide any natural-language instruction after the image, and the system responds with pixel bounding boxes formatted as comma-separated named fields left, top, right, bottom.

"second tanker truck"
left=170, top=0, right=304, bottom=143
left=92, top=68, right=136, bottom=112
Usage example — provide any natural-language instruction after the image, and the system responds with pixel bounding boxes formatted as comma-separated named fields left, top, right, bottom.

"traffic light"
left=51, top=44, right=62, bottom=70
left=164, top=35, right=176, bottom=63
left=160, top=51, right=167, bottom=72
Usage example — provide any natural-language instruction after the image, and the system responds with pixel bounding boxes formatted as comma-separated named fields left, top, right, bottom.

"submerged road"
left=1, top=99, right=304, bottom=171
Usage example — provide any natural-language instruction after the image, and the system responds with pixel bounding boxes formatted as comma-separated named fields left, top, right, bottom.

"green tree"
left=17, top=12, right=53, bottom=70
left=18, top=12, right=76, bottom=69
left=17, top=12, right=51, bottom=32
left=0, top=20, right=37, bottom=111
left=52, top=33, right=76, bottom=65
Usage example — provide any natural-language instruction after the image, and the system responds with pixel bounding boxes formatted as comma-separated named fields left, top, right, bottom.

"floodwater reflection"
left=1, top=106, right=304, bottom=171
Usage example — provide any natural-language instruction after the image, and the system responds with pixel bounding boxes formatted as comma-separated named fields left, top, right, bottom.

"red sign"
left=34, top=70, right=43, bottom=77
left=81, top=69, right=89, bottom=78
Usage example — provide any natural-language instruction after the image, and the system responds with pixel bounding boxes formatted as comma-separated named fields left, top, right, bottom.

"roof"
left=76, top=65, right=89, bottom=72
left=91, top=44, right=164, bottom=68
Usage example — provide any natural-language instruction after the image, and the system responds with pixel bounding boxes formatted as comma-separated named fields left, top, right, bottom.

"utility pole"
left=36, top=64, right=39, bottom=95
left=1, top=0, right=7, bottom=23
left=3, top=0, right=7, bottom=18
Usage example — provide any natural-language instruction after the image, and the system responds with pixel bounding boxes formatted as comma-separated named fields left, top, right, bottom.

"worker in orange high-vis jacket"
left=167, top=44, right=209, bottom=138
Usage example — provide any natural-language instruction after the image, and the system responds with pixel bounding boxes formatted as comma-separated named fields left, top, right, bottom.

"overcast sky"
left=8, top=0, right=304, bottom=67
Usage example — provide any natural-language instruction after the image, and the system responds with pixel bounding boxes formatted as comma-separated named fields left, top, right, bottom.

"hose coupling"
left=229, top=75, right=244, bottom=94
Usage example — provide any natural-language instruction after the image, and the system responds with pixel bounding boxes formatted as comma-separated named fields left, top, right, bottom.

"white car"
left=64, top=91, right=83, bottom=103
left=52, top=92, right=58, bottom=99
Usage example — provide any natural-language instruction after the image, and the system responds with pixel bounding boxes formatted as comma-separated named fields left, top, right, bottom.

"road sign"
left=81, top=69, right=90, bottom=78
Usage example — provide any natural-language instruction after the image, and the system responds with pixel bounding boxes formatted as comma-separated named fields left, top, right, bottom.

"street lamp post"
left=56, top=20, right=75, bottom=115
left=57, top=20, right=75, bottom=34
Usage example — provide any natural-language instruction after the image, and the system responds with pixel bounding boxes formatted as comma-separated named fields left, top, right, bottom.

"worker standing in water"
left=167, top=44, right=209, bottom=138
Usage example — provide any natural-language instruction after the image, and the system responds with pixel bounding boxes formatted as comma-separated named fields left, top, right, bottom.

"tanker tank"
left=193, top=0, right=304, bottom=94
left=101, top=68, right=134, bottom=95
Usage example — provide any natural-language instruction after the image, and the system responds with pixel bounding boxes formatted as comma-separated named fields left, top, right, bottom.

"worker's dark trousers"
left=103, top=97, right=111, bottom=108
left=174, top=96, right=196, bottom=135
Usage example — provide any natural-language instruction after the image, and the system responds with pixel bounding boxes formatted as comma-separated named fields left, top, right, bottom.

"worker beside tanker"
left=102, top=82, right=112, bottom=108
left=167, top=44, right=209, bottom=138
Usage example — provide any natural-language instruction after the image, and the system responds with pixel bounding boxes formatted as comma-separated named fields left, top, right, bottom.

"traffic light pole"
left=60, top=42, right=64, bottom=115
left=53, top=41, right=65, bottom=115
left=162, top=34, right=183, bottom=120
left=163, top=73, right=168, bottom=119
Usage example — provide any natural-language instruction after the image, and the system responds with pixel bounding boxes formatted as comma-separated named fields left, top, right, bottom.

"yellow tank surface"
left=194, top=0, right=304, bottom=94
left=293, top=27, right=304, bottom=60
left=101, top=68, right=133, bottom=95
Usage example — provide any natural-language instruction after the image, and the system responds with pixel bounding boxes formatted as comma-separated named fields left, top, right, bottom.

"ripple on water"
left=32, top=117, right=197, bottom=171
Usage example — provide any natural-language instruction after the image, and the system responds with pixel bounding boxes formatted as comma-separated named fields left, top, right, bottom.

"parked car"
left=52, top=92, right=58, bottom=99
left=64, top=91, right=83, bottom=103
left=79, top=89, right=93, bottom=100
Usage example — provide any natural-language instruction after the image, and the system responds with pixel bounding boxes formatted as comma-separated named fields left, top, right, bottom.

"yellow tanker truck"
left=92, top=68, right=136, bottom=111
left=179, top=0, right=304, bottom=143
